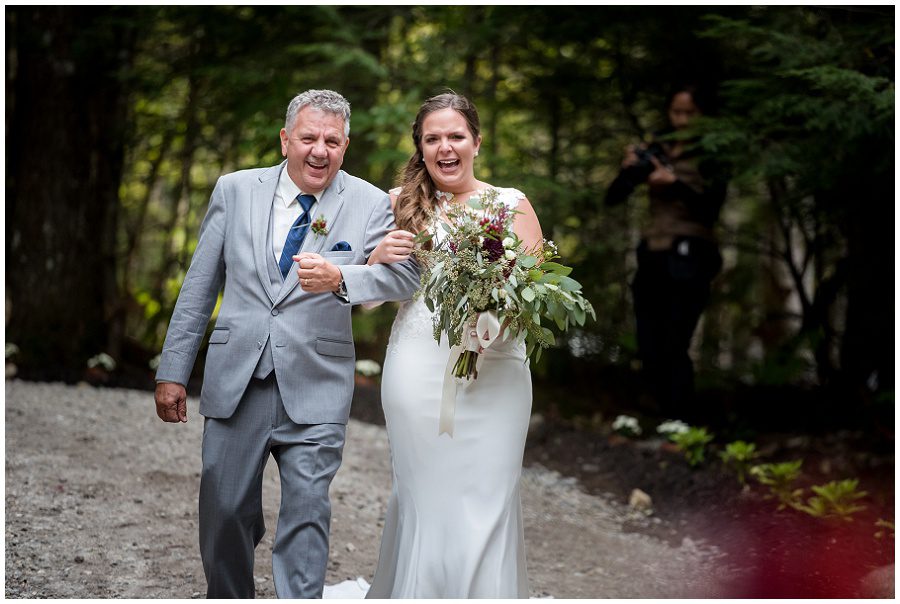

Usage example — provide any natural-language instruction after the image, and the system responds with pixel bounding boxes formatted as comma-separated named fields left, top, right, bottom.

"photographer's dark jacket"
left=644, top=140, right=726, bottom=251
left=606, top=135, right=727, bottom=252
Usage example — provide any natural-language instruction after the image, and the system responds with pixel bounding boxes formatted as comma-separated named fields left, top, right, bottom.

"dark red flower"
left=482, top=237, right=504, bottom=262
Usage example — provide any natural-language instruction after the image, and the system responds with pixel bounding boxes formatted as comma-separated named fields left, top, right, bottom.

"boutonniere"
left=311, top=215, right=329, bottom=237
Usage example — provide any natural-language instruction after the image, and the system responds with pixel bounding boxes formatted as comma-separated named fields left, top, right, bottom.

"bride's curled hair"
left=394, top=92, right=481, bottom=249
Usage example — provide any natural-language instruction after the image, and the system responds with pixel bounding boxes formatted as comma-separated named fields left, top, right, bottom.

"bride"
left=360, top=92, right=544, bottom=598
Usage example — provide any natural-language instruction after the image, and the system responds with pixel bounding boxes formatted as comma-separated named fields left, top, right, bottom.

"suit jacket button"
left=271, top=309, right=279, bottom=316
left=257, top=341, right=262, bottom=349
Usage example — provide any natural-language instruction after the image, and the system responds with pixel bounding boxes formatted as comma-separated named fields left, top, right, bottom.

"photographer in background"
left=606, top=84, right=727, bottom=420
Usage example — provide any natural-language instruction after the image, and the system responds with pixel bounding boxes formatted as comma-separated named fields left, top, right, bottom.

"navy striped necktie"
left=278, top=194, right=316, bottom=279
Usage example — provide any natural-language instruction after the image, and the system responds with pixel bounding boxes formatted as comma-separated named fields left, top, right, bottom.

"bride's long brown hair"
left=394, top=93, right=481, bottom=250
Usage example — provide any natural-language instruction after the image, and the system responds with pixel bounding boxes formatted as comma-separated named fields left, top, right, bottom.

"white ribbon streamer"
left=438, top=311, right=503, bottom=437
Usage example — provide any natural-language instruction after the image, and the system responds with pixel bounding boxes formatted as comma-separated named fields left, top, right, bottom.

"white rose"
left=504, top=249, right=516, bottom=261
left=502, top=237, right=515, bottom=249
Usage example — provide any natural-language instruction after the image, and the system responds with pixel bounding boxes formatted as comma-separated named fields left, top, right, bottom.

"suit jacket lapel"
left=276, top=170, right=346, bottom=306
left=251, top=162, right=283, bottom=306
left=301, top=170, right=346, bottom=255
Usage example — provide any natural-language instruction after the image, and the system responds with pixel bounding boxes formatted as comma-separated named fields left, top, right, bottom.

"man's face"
left=280, top=107, right=349, bottom=194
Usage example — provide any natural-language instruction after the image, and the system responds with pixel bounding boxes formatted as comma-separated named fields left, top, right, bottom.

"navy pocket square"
left=331, top=241, right=352, bottom=252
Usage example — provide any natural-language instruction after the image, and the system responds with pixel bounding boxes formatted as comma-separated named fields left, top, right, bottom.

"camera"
left=605, top=142, right=668, bottom=205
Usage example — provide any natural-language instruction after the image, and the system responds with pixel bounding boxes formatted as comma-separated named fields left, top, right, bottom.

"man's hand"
left=155, top=382, right=187, bottom=423
left=294, top=252, right=343, bottom=292
left=367, top=229, right=415, bottom=265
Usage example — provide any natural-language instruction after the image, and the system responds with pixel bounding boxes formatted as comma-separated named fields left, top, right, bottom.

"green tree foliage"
left=5, top=7, right=894, bottom=417
left=696, top=7, right=894, bottom=393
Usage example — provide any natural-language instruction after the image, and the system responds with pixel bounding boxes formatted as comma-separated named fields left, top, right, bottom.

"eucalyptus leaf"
left=547, top=299, right=560, bottom=319
left=573, top=305, right=586, bottom=326
left=542, top=327, right=556, bottom=346
left=558, top=276, right=582, bottom=292
left=539, top=262, right=573, bottom=277
left=554, top=315, right=567, bottom=331
left=539, top=273, right=561, bottom=285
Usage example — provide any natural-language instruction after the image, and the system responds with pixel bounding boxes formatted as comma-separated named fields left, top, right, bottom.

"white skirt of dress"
left=366, top=300, right=532, bottom=598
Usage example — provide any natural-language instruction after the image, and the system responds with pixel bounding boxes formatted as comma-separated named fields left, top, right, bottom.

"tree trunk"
left=838, top=152, right=894, bottom=396
left=7, top=7, right=136, bottom=380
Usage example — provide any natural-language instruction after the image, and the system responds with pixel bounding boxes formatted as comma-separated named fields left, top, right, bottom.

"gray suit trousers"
left=199, top=374, right=346, bottom=598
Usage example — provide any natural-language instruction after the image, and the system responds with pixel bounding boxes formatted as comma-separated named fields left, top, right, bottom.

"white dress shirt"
left=272, top=169, right=320, bottom=263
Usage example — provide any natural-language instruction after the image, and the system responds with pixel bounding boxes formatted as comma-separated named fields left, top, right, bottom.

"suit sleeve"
left=339, top=193, right=420, bottom=306
left=154, top=178, right=228, bottom=386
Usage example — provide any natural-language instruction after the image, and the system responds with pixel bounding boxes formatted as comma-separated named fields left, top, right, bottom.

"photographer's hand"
left=647, top=155, right=677, bottom=187
left=621, top=144, right=641, bottom=168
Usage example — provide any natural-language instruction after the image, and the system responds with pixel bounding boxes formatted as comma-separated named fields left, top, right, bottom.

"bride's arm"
left=512, top=195, right=544, bottom=252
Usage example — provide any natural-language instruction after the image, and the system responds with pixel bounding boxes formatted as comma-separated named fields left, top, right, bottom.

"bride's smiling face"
left=420, top=108, right=482, bottom=193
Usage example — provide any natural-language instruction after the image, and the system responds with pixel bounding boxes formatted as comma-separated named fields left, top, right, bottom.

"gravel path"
left=5, top=380, right=735, bottom=598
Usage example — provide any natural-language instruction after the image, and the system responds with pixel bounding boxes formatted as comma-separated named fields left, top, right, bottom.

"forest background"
left=6, top=5, right=895, bottom=434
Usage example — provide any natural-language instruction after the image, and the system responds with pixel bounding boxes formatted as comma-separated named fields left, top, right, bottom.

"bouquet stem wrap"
left=439, top=311, right=502, bottom=436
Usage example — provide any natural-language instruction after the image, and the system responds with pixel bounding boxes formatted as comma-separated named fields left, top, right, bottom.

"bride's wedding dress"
left=364, top=187, right=532, bottom=598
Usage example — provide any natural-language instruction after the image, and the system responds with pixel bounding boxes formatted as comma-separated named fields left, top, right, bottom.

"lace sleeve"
left=498, top=187, right=526, bottom=210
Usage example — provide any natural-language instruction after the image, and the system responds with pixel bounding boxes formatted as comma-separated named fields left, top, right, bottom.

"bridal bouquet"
left=414, top=188, right=595, bottom=380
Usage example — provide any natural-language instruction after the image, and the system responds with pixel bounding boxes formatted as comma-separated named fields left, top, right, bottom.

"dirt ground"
left=4, top=379, right=739, bottom=599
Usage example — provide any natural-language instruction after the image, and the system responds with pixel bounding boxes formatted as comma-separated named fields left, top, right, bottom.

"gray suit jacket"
left=155, top=162, right=419, bottom=424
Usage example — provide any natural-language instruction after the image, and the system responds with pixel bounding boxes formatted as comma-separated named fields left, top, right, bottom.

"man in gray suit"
left=153, top=89, right=418, bottom=598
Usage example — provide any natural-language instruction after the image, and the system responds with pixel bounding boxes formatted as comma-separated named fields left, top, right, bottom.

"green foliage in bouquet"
left=414, top=188, right=596, bottom=378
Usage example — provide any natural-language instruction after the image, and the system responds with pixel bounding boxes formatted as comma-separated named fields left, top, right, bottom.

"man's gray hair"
left=285, top=89, right=351, bottom=138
